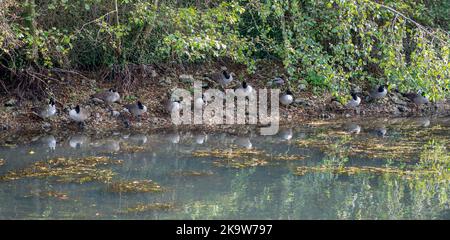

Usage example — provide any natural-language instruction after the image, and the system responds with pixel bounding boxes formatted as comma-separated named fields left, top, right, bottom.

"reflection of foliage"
left=417, top=140, right=450, bottom=181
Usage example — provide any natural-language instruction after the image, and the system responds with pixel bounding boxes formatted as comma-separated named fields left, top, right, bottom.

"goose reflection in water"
left=32, top=135, right=57, bottom=151
left=69, top=135, right=89, bottom=149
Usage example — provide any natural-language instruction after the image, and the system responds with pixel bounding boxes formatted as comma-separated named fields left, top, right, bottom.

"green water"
left=0, top=117, right=449, bottom=219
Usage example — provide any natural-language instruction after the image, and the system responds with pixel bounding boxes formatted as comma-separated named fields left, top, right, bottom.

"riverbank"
left=1, top=63, right=449, bottom=135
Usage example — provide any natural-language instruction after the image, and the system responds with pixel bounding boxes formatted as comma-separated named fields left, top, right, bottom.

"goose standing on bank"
left=92, top=88, right=120, bottom=105
left=346, top=93, right=361, bottom=108
left=124, top=101, right=147, bottom=121
left=403, top=90, right=429, bottom=106
left=32, top=98, right=57, bottom=119
left=211, top=67, right=233, bottom=88
left=234, top=81, right=253, bottom=97
left=268, top=76, right=285, bottom=87
left=280, top=90, right=294, bottom=106
left=69, top=105, right=89, bottom=128
left=368, top=85, right=388, bottom=101
left=165, top=98, right=182, bottom=113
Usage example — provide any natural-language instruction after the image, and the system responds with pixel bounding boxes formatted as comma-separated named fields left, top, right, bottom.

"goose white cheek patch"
left=170, top=80, right=280, bottom=135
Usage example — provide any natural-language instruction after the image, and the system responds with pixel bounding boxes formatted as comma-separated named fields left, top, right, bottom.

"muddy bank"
left=1, top=63, right=449, bottom=135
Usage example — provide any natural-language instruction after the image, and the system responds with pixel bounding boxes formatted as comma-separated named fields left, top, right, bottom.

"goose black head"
left=351, top=93, right=358, bottom=100
left=242, top=81, right=248, bottom=89
left=378, top=85, right=386, bottom=92
left=137, top=101, right=144, bottom=109
left=75, top=105, right=81, bottom=114
left=222, top=70, right=230, bottom=79
left=286, top=89, right=293, bottom=95
left=108, top=88, right=116, bottom=93
left=49, top=98, right=55, bottom=106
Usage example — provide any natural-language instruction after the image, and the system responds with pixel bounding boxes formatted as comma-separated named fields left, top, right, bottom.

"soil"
left=1, top=62, right=449, bottom=136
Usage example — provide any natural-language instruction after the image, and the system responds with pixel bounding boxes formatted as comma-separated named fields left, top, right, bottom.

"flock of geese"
left=344, top=85, right=429, bottom=109
left=31, top=67, right=430, bottom=129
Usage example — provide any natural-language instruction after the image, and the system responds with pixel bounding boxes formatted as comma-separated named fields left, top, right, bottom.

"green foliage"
left=0, top=0, right=449, bottom=99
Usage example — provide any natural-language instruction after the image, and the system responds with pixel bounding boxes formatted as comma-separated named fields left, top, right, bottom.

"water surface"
left=0, top=117, right=449, bottom=219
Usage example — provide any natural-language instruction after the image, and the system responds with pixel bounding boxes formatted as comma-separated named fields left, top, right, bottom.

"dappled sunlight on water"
left=0, top=117, right=449, bottom=219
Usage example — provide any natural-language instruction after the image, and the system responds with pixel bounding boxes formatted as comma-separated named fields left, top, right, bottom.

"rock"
left=397, top=105, right=408, bottom=113
left=328, top=100, right=344, bottom=111
left=390, top=92, right=408, bottom=106
left=294, top=99, right=316, bottom=108
left=159, top=77, right=172, bottom=86
left=151, top=70, right=158, bottom=78
left=319, top=113, right=334, bottom=119
left=297, top=84, right=307, bottom=91
left=179, top=74, right=195, bottom=84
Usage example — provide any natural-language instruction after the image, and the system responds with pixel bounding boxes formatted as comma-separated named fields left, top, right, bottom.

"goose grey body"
left=92, top=89, right=120, bottom=104
left=165, top=99, right=181, bottom=113
left=369, top=85, right=387, bottom=100
left=280, top=90, right=294, bottom=106
left=33, top=98, right=56, bottom=119
left=403, top=91, right=429, bottom=106
left=268, top=77, right=285, bottom=87
left=212, top=69, right=233, bottom=87
left=194, top=96, right=206, bottom=110
left=235, top=81, right=253, bottom=97
left=69, top=105, right=89, bottom=123
left=124, top=101, right=147, bottom=117
left=346, top=93, right=361, bottom=108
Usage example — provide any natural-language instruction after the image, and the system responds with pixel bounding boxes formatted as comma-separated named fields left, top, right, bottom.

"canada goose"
left=92, top=88, right=120, bottom=104
left=211, top=67, right=233, bottom=87
left=346, top=93, right=361, bottom=108
left=165, top=97, right=181, bottom=113
left=403, top=91, right=429, bottom=106
left=268, top=77, right=285, bottom=87
left=280, top=90, right=294, bottom=106
left=32, top=98, right=56, bottom=119
left=369, top=85, right=388, bottom=100
left=69, top=105, right=89, bottom=128
left=194, top=95, right=206, bottom=110
left=124, top=101, right=147, bottom=120
left=235, top=81, right=253, bottom=97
